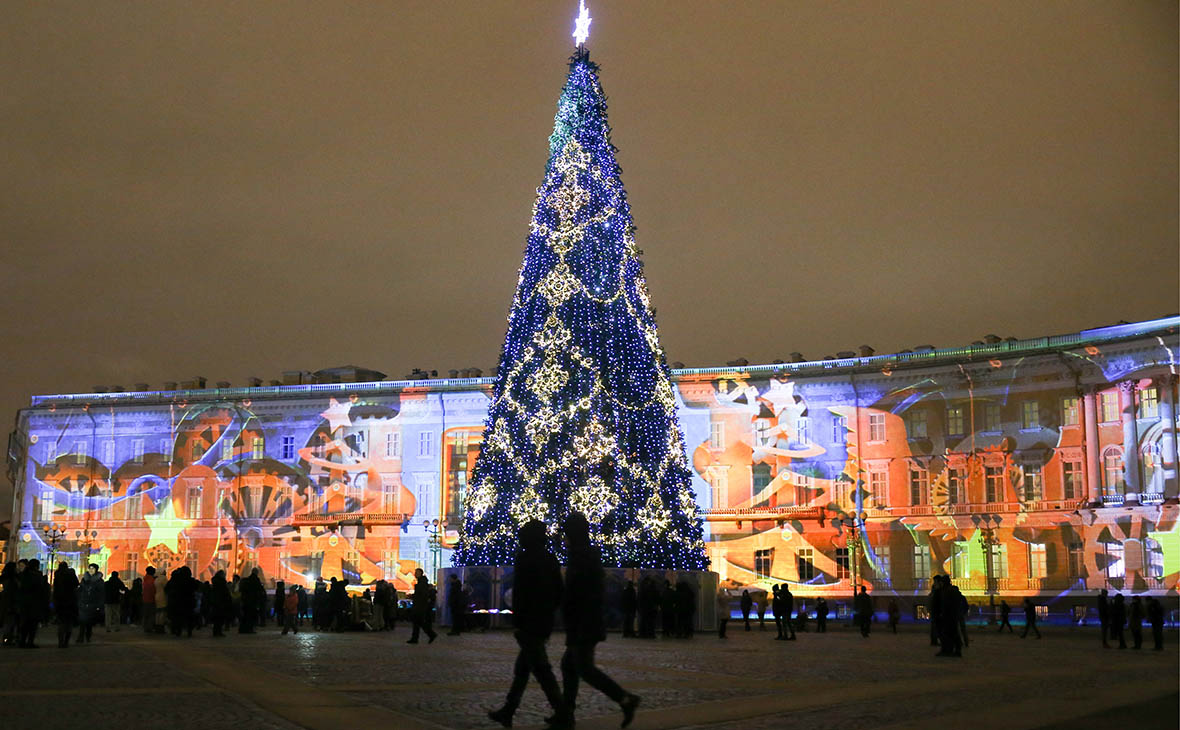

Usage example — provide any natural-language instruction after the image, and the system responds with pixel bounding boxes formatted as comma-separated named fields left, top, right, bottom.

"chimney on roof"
left=671, top=361, right=684, bottom=369
left=247, top=377, right=263, bottom=387
left=771, top=359, right=784, bottom=364
left=92, top=386, right=108, bottom=393
left=858, top=345, right=875, bottom=357
left=180, top=377, right=207, bottom=390
left=448, top=369, right=459, bottom=379
left=983, top=334, right=1002, bottom=344
left=789, top=352, right=805, bottom=363
left=836, top=351, right=855, bottom=359
left=267, top=379, right=281, bottom=387
left=216, top=381, right=231, bottom=389
left=726, top=358, right=749, bottom=367
left=133, top=383, right=149, bottom=391
left=282, top=371, right=311, bottom=386
left=110, top=385, right=125, bottom=392
left=163, top=382, right=178, bottom=391
left=1004, top=336, right=1018, bottom=342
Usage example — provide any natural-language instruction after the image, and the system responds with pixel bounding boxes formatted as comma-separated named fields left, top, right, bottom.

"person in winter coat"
left=313, top=579, right=328, bottom=630
left=281, top=584, right=299, bottom=635
left=76, top=563, right=104, bottom=644
left=1097, top=589, right=1111, bottom=648
left=1110, top=594, right=1127, bottom=649
left=887, top=598, right=901, bottom=634
left=104, top=571, right=126, bottom=632
left=18, top=559, right=48, bottom=648
left=488, top=519, right=568, bottom=728
left=0, top=562, right=20, bottom=646
left=53, top=562, right=79, bottom=648
left=739, top=590, right=753, bottom=631
left=273, top=580, right=286, bottom=624
left=816, top=597, right=829, bottom=633
left=1147, top=597, right=1165, bottom=651
left=407, top=569, right=437, bottom=643
left=209, top=570, right=232, bottom=637
left=1129, top=596, right=1144, bottom=649
left=166, top=567, right=197, bottom=638
left=716, top=588, right=731, bottom=639
left=154, top=570, right=168, bottom=633
left=1019, top=598, right=1041, bottom=639
left=621, top=580, right=637, bottom=637
left=854, top=586, right=873, bottom=638
left=446, top=574, right=466, bottom=636
left=780, top=586, right=797, bottom=640
left=558, top=513, right=640, bottom=730
left=754, top=591, right=768, bottom=631
left=239, top=569, right=264, bottom=634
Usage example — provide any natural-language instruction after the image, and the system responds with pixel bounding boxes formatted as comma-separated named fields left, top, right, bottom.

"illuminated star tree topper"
left=453, top=22, right=708, bottom=570
left=572, top=0, right=592, bottom=47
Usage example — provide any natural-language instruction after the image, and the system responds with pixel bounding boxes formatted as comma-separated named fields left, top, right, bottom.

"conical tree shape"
left=454, top=50, right=708, bottom=570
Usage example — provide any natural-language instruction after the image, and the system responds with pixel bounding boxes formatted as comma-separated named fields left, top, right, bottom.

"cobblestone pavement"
left=0, top=622, right=1175, bottom=729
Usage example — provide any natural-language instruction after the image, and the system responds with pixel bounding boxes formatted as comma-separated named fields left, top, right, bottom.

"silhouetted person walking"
left=928, top=578, right=942, bottom=647
left=621, top=581, right=637, bottom=638
left=558, top=513, right=640, bottom=729
left=209, top=570, right=231, bottom=637
left=1147, top=597, right=1165, bottom=651
left=754, top=590, right=768, bottom=631
left=816, top=597, right=828, bottom=633
left=854, top=586, right=872, bottom=637
left=52, top=562, right=78, bottom=648
left=408, top=568, right=437, bottom=644
left=780, top=585, right=796, bottom=640
left=716, top=588, right=730, bottom=639
left=1019, top=598, right=1041, bottom=639
left=935, top=576, right=962, bottom=657
left=488, top=520, right=569, bottom=729
left=887, top=598, right=900, bottom=634
left=1097, top=589, right=1111, bottom=648
left=772, top=585, right=785, bottom=639
left=997, top=600, right=1013, bottom=632
left=1110, top=594, right=1127, bottom=649
left=1128, top=596, right=1143, bottom=649
left=239, top=568, right=263, bottom=634
left=740, top=590, right=752, bottom=631
left=18, top=559, right=47, bottom=648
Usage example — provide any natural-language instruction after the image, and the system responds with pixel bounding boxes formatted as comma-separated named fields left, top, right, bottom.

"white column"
left=1119, top=381, right=1141, bottom=501
left=1083, top=389, right=1101, bottom=504
left=1160, top=375, right=1178, bottom=499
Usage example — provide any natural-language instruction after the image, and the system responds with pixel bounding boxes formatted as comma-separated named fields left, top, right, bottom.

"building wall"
left=7, top=319, right=1179, bottom=617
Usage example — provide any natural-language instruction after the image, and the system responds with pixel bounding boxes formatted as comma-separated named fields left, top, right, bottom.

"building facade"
left=6, top=317, right=1178, bottom=617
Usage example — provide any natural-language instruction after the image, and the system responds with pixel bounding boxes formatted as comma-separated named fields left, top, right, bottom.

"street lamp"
left=423, top=518, right=448, bottom=583
left=834, top=513, right=867, bottom=589
left=75, top=529, right=99, bottom=569
left=41, top=523, right=66, bottom=581
left=978, top=515, right=1000, bottom=624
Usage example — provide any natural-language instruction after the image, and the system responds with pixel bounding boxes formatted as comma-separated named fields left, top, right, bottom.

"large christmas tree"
left=453, top=38, right=708, bottom=570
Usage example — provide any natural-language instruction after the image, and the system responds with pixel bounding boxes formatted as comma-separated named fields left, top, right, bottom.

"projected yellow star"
left=143, top=500, right=190, bottom=553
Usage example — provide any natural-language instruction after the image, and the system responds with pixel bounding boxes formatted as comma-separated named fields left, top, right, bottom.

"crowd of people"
left=0, top=558, right=447, bottom=648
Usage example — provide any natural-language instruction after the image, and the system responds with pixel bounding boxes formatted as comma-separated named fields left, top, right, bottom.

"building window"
left=948, top=467, right=967, bottom=504
left=132, top=439, right=145, bottom=464
left=873, top=545, right=891, bottom=579
left=1142, top=442, right=1163, bottom=494
left=126, top=553, right=138, bottom=578
left=795, top=417, right=810, bottom=444
left=709, top=469, right=728, bottom=509
left=159, top=438, right=171, bottom=462
left=906, top=410, right=928, bottom=439
left=125, top=495, right=141, bottom=520
left=99, top=490, right=113, bottom=520
left=709, top=422, right=725, bottom=450
left=250, top=486, right=264, bottom=516
left=1144, top=538, right=1164, bottom=579
left=39, top=489, right=55, bottom=521
left=222, top=439, right=234, bottom=462
left=1061, top=397, right=1080, bottom=427
left=909, top=466, right=929, bottom=506
left=382, top=550, right=398, bottom=579
left=192, top=442, right=205, bottom=462
left=418, top=431, right=434, bottom=458
left=1021, top=401, right=1040, bottom=429
left=754, top=549, right=773, bottom=580
left=1063, top=460, right=1083, bottom=501
left=1103, top=542, right=1124, bottom=579
left=382, top=484, right=398, bottom=512
left=797, top=547, right=815, bottom=581
left=952, top=541, right=971, bottom=578
left=913, top=544, right=931, bottom=580
left=794, top=472, right=812, bottom=506
left=1100, top=391, right=1119, bottom=423
left=73, top=441, right=87, bottom=465
left=988, top=543, right=1009, bottom=579
left=984, top=404, right=1002, bottom=432
left=868, top=414, right=886, bottom=442
left=385, top=432, right=401, bottom=458
left=752, top=464, right=772, bottom=496
left=985, top=466, right=1004, bottom=503
left=102, top=440, right=115, bottom=465
left=832, top=480, right=849, bottom=507
left=754, top=419, right=771, bottom=447
left=832, top=415, right=847, bottom=444
left=835, top=548, right=850, bottom=580
left=252, top=437, right=265, bottom=460
left=946, top=407, right=965, bottom=437
left=354, top=430, right=368, bottom=458
left=187, top=488, right=201, bottom=519
left=1139, top=387, right=1159, bottom=419
left=1067, top=542, right=1084, bottom=578
left=281, top=436, right=296, bottom=461
left=869, top=467, right=888, bottom=507
left=1102, top=447, right=1124, bottom=495
left=1022, top=463, right=1043, bottom=501
left=1029, top=544, right=1047, bottom=579
left=185, top=551, right=200, bottom=575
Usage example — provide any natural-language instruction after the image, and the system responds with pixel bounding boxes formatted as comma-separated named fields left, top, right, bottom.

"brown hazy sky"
left=1, top=1, right=1176, bottom=485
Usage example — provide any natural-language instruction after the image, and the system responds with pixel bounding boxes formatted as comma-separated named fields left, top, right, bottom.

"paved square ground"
left=1, top=621, right=1175, bottom=729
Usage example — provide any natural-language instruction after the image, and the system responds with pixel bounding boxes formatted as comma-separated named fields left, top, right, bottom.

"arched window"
left=1141, top=442, right=1163, bottom=497
left=1101, top=446, right=1124, bottom=497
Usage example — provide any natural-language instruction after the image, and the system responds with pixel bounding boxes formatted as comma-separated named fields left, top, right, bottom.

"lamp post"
left=423, top=518, right=447, bottom=584
left=41, top=523, right=66, bottom=583
left=979, top=515, right=1000, bottom=624
left=75, top=529, right=99, bottom=570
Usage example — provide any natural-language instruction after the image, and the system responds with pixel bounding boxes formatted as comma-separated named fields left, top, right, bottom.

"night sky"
left=1, top=2, right=1176, bottom=510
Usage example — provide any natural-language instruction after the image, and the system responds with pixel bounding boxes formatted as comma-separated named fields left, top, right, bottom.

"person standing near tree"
left=558, top=513, right=640, bottom=730
left=488, top=520, right=569, bottom=728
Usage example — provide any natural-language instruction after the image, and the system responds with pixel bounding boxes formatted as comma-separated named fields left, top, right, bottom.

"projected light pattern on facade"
left=7, top=317, right=1179, bottom=611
